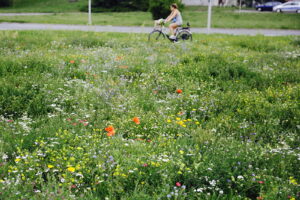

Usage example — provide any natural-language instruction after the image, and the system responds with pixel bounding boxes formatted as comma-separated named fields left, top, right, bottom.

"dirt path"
left=1, top=22, right=300, bottom=36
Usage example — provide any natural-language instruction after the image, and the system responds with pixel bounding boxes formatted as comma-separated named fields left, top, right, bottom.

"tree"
left=149, top=0, right=184, bottom=20
left=91, top=0, right=149, bottom=12
left=0, top=0, right=11, bottom=7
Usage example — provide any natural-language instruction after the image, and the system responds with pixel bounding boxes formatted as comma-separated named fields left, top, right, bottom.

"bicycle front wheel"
left=148, top=30, right=166, bottom=42
left=176, top=30, right=192, bottom=41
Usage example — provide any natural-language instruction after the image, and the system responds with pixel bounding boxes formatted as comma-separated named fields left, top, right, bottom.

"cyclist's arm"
left=165, top=10, right=177, bottom=22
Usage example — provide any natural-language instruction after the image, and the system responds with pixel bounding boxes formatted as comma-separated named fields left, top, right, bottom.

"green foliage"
left=149, top=0, right=184, bottom=19
left=89, top=0, right=149, bottom=12
left=0, top=0, right=11, bottom=7
left=0, top=31, right=299, bottom=199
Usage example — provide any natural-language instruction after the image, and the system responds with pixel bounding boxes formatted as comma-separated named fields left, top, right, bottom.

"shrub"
left=149, top=0, right=184, bottom=20
left=88, top=0, right=149, bottom=12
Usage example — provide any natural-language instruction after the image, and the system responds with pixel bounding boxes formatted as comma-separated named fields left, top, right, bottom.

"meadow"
left=0, top=31, right=299, bottom=199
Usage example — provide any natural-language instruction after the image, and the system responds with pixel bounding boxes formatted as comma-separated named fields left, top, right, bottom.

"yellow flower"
left=167, top=119, right=172, bottom=123
left=15, top=158, right=21, bottom=162
left=48, top=165, right=54, bottom=169
left=67, top=167, right=76, bottom=173
left=113, top=172, right=120, bottom=176
left=289, top=177, right=298, bottom=185
left=179, top=150, right=184, bottom=155
left=290, top=198, right=295, bottom=200
left=176, top=121, right=184, bottom=126
left=176, top=117, right=181, bottom=121
left=195, top=121, right=200, bottom=125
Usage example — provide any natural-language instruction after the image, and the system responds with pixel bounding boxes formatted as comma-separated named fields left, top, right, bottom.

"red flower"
left=257, top=197, right=263, bottom=200
left=143, top=163, right=148, bottom=167
left=69, top=60, right=75, bottom=64
left=258, top=181, right=264, bottom=184
left=176, top=89, right=183, bottom=94
left=133, top=117, right=140, bottom=125
left=176, top=182, right=181, bottom=187
left=71, top=184, right=76, bottom=189
left=105, top=125, right=115, bottom=137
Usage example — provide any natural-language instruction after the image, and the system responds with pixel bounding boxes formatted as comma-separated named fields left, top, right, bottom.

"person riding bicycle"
left=164, top=3, right=183, bottom=40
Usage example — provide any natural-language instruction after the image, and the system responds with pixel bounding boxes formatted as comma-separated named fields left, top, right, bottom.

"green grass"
left=0, top=31, right=299, bottom=199
left=0, top=0, right=87, bottom=13
left=0, top=4, right=300, bottom=29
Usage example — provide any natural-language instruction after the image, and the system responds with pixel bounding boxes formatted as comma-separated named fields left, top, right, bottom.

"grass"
left=0, top=30, right=299, bottom=199
left=0, top=4, right=300, bottom=29
left=0, top=0, right=87, bottom=13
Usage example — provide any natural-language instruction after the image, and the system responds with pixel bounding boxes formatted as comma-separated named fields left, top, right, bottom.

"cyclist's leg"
left=169, top=23, right=178, bottom=38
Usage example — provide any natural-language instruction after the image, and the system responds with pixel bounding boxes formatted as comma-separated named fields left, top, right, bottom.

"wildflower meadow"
left=0, top=31, right=299, bottom=199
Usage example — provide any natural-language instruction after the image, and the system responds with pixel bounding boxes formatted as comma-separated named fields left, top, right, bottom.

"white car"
left=273, top=1, right=300, bottom=13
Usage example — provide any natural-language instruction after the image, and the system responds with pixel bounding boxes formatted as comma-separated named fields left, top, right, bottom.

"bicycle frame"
left=149, top=22, right=192, bottom=42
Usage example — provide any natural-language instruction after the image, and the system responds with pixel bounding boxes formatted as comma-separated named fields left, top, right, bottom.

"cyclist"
left=164, top=3, right=183, bottom=40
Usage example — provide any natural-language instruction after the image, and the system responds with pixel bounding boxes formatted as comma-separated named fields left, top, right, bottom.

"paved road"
left=1, top=22, right=300, bottom=36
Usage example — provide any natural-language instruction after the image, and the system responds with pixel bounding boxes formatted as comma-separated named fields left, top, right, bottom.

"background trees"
left=91, top=0, right=184, bottom=19
left=0, top=0, right=11, bottom=7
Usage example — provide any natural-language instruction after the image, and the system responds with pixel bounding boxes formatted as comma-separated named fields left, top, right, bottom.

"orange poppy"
left=70, top=60, right=75, bottom=64
left=118, top=65, right=129, bottom=69
left=176, top=89, right=183, bottom=94
left=105, top=125, right=115, bottom=137
left=132, top=117, right=140, bottom=125
left=115, top=56, right=123, bottom=61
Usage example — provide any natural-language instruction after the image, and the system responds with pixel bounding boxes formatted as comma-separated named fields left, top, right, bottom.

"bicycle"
left=148, top=20, right=192, bottom=42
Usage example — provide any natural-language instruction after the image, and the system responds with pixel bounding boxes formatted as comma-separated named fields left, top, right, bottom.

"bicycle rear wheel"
left=176, top=30, right=192, bottom=41
left=148, top=30, right=166, bottom=42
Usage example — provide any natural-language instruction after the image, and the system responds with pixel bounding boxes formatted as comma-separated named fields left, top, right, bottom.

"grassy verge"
left=0, top=6, right=300, bottom=29
left=0, top=0, right=87, bottom=13
left=0, top=31, right=299, bottom=199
